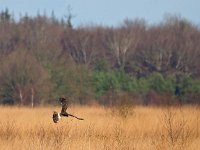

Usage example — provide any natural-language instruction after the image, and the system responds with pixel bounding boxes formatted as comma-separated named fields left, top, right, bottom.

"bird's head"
left=59, top=97, right=66, bottom=104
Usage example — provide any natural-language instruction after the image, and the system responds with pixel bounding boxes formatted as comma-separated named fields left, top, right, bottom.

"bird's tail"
left=68, top=113, right=84, bottom=120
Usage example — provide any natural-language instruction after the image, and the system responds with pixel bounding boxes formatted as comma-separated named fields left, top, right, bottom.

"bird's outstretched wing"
left=58, top=97, right=84, bottom=121
left=68, top=113, right=84, bottom=120
left=59, top=97, right=68, bottom=114
left=53, top=111, right=59, bottom=123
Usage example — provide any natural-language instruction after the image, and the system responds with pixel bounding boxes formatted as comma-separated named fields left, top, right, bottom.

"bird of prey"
left=53, top=97, right=84, bottom=123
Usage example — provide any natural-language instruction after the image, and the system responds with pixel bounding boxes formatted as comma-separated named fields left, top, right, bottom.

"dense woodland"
left=0, top=9, right=200, bottom=106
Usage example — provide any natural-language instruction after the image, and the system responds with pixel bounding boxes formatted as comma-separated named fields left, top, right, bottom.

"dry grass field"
left=0, top=105, right=199, bottom=150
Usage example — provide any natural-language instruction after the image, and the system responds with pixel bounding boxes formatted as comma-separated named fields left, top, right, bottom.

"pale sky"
left=0, top=0, right=199, bottom=26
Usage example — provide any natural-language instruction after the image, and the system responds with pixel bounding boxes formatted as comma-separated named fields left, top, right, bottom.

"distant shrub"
left=179, top=76, right=200, bottom=93
left=92, top=71, right=120, bottom=98
left=137, top=78, right=150, bottom=94
left=93, top=59, right=109, bottom=72
left=147, top=73, right=175, bottom=94
left=92, top=70, right=141, bottom=98
left=177, top=76, right=200, bottom=103
left=115, top=71, right=138, bottom=92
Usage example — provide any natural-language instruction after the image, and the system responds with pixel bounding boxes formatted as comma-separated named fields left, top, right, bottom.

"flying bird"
left=53, top=97, right=84, bottom=123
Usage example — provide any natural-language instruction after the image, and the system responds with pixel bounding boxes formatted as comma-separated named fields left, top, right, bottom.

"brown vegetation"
left=0, top=106, right=199, bottom=150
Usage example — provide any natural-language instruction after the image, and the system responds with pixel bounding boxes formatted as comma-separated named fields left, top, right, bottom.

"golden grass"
left=0, top=105, right=199, bottom=150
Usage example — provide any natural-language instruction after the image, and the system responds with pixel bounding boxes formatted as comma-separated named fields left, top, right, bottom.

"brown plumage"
left=52, top=97, right=84, bottom=123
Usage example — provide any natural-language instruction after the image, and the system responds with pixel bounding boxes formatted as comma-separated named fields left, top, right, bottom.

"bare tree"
left=61, top=28, right=95, bottom=65
left=104, top=26, right=133, bottom=69
left=0, top=49, right=51, bottom=105
left=134, top=16, right=200, bottom=76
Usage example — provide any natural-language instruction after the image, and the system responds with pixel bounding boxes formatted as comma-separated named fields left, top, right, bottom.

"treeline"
left=0, top=9, right=200, bottom=106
